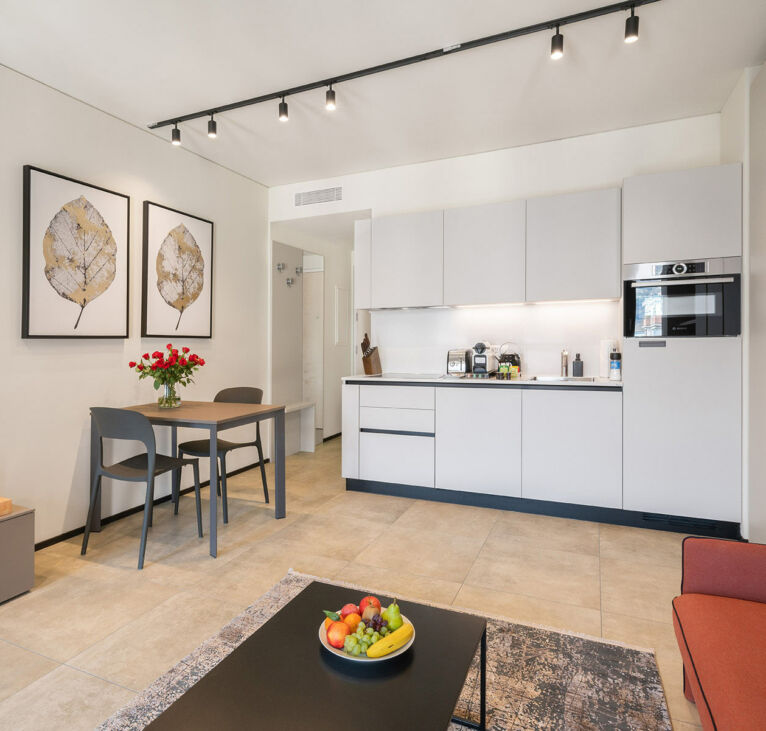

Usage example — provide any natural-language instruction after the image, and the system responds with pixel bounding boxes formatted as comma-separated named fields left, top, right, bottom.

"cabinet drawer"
left=360, top=407, right=434, bottom=434
left=359, top=385, right=435, bottom=410
left=359, top=432, right=435, bottom=488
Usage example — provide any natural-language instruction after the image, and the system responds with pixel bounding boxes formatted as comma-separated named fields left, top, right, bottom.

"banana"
left=366, top=621, right=414, bottom=658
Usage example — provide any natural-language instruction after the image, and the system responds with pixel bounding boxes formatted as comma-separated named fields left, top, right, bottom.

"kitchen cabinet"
left=341, top=384, right=359, bottom=479
left=435, top=387, right=522, bottom=496
left=443, top=200, right=526, bottom=305
left=371, top=210, right=443, bottom=308
left=526, top=187, right=621, bottom=302
left=353, top=219, right=372, bottom=310
left=360, top=432, right=435, bottom=487
left=623, top=164, right=742, bottom=264
left=622, top=337, right=741, bottom=521
left=359, top=384, right=435, bottom=410
left=521, top=389, right=622, bottom=508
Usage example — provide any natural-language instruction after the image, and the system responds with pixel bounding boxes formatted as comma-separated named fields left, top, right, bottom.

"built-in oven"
left=623, top=257, right=741, bottom=338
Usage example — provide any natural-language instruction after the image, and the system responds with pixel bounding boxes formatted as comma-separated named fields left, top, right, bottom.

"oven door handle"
left=631, top=277, right=735, bottom=288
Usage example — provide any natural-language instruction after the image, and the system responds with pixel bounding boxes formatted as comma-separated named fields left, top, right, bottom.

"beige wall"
left=0, top=66, right=269, bottom=542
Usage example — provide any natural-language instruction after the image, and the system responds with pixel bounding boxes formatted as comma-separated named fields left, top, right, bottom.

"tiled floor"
left=0, top=440, right=701, bottom=729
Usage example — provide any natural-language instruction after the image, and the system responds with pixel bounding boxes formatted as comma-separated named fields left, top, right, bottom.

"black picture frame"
left=141, top=200, right=214, bottom=339
left=22, top=165, right=130, bottom=339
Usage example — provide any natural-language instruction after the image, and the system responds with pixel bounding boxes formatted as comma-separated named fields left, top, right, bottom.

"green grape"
left=381, top=627, right=388, bottom=636
left=371, top=632, right=380, bottom=643
left=347, top=636, right=358, bottom=647
left=351, top=644, right=361, bottom=656
left=365, top=627, right=374, bottom=635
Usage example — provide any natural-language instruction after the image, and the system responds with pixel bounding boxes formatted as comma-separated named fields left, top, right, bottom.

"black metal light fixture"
left=278, top=97, right=289, bottom=122
left=325, top=84, right=336, bottom=111
left=551, top=25, right=564, bottom=59
left=207, top=114, right=218, bottom=138
left=624, top=6, right=640, bottom=43
left=171, top=124, right=181, bottom=146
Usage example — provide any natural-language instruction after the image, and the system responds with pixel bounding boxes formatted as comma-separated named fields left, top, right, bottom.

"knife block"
left=362, top=347, right=382, bottom=376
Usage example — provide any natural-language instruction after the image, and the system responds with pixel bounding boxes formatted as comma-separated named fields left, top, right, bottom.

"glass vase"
left=158, top=382, right=182, bottom=409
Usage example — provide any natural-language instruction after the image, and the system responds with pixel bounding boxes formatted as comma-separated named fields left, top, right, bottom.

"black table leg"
left=451, top=625, right=487, bottom=730
left=274, top=410, right=286, bottom=519
left=88, top=413, right=102, bottom=532
left=209, top=425, right=218, bottom=558
left=171, top=425, right=179, bottom=513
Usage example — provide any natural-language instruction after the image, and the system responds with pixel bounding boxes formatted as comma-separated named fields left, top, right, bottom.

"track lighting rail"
left=148, top=0, right=660, bottom=132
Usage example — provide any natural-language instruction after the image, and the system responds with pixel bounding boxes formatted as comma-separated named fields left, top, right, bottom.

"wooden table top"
left=124, top=401, right=285, bottom=427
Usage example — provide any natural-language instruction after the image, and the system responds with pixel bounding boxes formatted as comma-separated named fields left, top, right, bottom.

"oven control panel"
left=653, top=261, right=706, bottom=276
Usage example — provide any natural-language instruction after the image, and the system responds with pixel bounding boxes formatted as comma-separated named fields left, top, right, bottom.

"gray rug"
left=100, top=571, right=671, bottom=730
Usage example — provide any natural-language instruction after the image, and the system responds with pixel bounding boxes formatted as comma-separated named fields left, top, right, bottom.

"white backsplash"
left=370, top=301, right=621, bottom=377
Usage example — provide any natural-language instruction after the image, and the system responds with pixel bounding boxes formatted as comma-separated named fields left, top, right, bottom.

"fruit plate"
left=318, top=615, right=415, bottom=663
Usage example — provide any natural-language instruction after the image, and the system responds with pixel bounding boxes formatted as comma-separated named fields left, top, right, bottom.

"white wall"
left=749, top=67, right=766, bottom=543
left=0, top=65, right=269, bottom=542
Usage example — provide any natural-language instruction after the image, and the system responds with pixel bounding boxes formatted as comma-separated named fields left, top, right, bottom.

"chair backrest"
left=90, top=407, right=156, bottom=458
left=214, top=387, right=264, bottom=405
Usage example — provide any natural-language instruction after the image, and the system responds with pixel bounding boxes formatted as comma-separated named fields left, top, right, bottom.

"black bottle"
left=572, top=353, right=583, bottom=377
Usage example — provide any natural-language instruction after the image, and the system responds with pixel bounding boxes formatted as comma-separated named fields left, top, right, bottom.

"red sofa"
left=672, top=536, right=766, bottom=730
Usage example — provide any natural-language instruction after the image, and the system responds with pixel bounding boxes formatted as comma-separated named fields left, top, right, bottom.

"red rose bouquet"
left=129, top=343, right=206, bottom=408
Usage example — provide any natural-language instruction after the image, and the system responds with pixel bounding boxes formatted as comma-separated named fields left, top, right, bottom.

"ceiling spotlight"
left=325, top=85, right=336, bottom=111
left=550, top=25, right=564, bottom=59
left=624, top=7, right=639, bottom=43
left=171, top=124, right=181, bottom=145
left=207, top=114, right=217, bottom=138
left=279, top=97, right=289, bottom=122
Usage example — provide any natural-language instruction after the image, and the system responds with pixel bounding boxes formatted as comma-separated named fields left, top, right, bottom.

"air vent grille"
left=294, top=186, right=342, bottom=206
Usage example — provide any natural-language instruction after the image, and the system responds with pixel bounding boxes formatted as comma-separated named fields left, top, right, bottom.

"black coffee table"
left=146, top=581, right=487, bottom=730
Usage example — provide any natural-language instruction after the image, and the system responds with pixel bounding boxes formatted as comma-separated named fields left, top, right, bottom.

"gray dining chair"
left=81, top=407, right=203, bottom=569
left=177, top=387, right=269, bottom=524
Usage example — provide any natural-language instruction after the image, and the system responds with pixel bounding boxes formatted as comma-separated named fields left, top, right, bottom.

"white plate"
left=318, top=615, right=415, bottom=662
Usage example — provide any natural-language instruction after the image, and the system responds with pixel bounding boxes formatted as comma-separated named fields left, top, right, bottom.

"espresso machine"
left=471, top=342, right=498, bottom=378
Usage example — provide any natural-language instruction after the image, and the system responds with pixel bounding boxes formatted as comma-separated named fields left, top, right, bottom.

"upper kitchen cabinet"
left=525, top=187, right=621, bottom=302
left=353, top=219, right=372, bottom=310
left=623, top=163, right=742, bottom=264
left=443, top=200, right=526, bottom=305
left=370, top=210, right=444, bottom=308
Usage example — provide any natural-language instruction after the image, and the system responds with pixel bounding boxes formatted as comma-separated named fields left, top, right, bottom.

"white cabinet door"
left=371, top=211, right=443, bottom=308
left=435, top=387, right=522, bottom=496
left=353, top=219, right=371, bottom=310
left=623, top=164, right=742, bottom=264
left=443, top=201, right=526, bottom=305
left=623, top=338, right=741, bottom=521
left=360, top=432, right=435, bottom=487
left=341, top=384, right=359, bottom=478
left=526, top=188, right=621, bottom=302
left=360, top=385, right=435, bottom=410
left=522, top=389, right=622, bottom=508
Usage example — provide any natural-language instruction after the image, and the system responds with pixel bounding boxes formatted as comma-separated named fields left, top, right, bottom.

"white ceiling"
left=1, top=0, right=765, bottom=186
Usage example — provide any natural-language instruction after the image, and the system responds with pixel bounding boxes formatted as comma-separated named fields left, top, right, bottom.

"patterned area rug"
left=100, top=571, right=671, bottom=730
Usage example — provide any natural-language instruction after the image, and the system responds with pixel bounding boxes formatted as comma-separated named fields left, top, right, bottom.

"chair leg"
left=173, top=467, right=182, bottom=515
left=220, top=454, right=229, bottom=524
left=192, top=461, right=203, bottom=538
left=148, top=491, right=154, bottom=527
left=81, top=473, right=102, bottom=555
left=256, top=438, right=269, bottom=504
left=137, top=478, right=155, bottom=570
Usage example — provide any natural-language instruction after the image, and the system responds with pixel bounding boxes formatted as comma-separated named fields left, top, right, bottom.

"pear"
left=382, top=598, right=403, bottom=631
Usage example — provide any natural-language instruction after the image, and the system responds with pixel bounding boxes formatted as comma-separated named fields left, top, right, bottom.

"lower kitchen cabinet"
left=435, top=387, right=522, bottom=496
left=342, top=384, right=360, bottom=479
left=521, top=389, right=622, bottom=508
left=359, top=432, right=435, bottom=488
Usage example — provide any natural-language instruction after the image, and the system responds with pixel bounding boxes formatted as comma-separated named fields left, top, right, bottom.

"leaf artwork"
left=42, top=195, right=117, bottom=329
left=156, top=224, right=204, bottom=330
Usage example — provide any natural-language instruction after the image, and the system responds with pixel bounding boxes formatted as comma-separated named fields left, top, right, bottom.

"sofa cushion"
left=673, top=593, right=766, bottom=731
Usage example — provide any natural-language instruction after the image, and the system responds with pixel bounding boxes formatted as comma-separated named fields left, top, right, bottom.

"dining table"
left=88, top=400, right=286, bottom=557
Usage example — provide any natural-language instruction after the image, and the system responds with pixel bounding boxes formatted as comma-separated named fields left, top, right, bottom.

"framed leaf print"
left=22, top=166, right=130, bottom=338
left=141, top=201, right=213, bottom=338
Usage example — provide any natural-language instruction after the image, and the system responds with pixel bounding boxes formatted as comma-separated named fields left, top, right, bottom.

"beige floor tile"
left=0, top=641, right=59, bottom=702
left=314, top=490, right=414, bottom=524
left=600, top=524, right=687, bottom=568
left=391, top=500, right=500, bottom=540
left=330, top=562, right=462, bottom=605
left=487, top=511, right=600, bottom=556
left=0, top=665, right=134, bottom=731
left=601, top=557, right=680, bottom=623
left=465, top=542, right=601, bottom=609
left=68, top=591, right=244, bottom=690
left=355, top=523, right=487, bottom=583
left=454, top=583, right=603, bottom=636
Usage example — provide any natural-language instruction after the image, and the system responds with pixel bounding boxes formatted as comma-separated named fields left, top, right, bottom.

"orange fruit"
left=324, top=617, right=333, bottom=631
left=343, top=612, right=362, bottom=632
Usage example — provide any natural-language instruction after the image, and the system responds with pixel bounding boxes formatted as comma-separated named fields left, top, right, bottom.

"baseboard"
left=34, top=459, right=270, bottom=551
left=346, top=479, right=742, bottom=539
left=322, top=432, right=341, bottom=442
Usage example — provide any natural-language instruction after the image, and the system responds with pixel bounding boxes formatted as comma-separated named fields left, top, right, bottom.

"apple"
left=359, top=595, right=381, bottom=615
left=326, top=620, right=350, bottom=649
left=340, top=603, right=359, bottom=619
left=362, top=605, right=379, bottom=621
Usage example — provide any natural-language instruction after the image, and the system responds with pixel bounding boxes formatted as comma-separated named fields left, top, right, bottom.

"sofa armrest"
left=682, top=536, right=766, bottom=603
